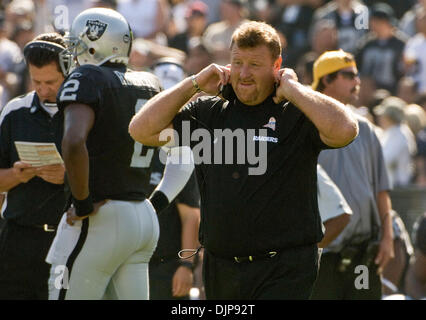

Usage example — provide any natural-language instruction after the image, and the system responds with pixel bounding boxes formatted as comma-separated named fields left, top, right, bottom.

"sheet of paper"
left=14, top=141, right=64, bottom=167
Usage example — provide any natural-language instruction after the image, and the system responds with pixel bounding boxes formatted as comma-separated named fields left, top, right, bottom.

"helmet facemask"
left=59, top=30, right=88, bottom=76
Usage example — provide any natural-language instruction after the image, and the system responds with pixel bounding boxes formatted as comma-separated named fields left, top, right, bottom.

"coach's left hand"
left=36, top=164, right=65, bottom=184
left=273, top=68, right=299, bottom=104
left=66, top=200, right=107, bottom=225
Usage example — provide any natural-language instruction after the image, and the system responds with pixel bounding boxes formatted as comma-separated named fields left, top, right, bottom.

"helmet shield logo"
left=85, top=20, right=107, bottom=41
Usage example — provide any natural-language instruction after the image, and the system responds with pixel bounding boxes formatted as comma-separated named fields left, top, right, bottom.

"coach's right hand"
left=13, top=161, right=37, bottom=183
left=193, top=64, right=230, bottom=95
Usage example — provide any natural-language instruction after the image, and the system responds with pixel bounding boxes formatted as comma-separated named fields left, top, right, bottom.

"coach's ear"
left=273, top=56, right=282, bottom=74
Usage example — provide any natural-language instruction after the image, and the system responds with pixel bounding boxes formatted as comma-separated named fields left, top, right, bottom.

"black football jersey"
left=57, top=63, right=161, bottom=202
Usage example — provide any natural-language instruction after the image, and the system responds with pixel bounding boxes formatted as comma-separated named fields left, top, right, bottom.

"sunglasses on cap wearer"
left=338, top=70, right=360, bottom=80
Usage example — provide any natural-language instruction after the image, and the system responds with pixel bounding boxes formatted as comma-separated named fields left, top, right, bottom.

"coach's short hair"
left=230, top=21, right=281, bottom=59
left=24, top=33, right=66, bottom=73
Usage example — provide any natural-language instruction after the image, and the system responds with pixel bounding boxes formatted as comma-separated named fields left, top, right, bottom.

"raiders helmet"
left=59, top=7, right=133, bottom=75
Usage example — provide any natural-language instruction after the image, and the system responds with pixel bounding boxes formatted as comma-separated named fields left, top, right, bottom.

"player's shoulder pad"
left=126, top=69, right=163, bottom=92
left=67, top=64, right=103, bottom=82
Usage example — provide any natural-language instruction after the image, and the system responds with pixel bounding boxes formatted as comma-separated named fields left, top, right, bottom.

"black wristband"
left=149, top=190, right=170, bottom=214
left=179, top=260, right=194, bottom=271
left=73, top=194, right=94, bottom=217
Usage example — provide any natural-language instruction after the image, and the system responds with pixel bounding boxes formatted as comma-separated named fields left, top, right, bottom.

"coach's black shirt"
left=0, top=92, right=65, bottom=225
left=173, top=95, right=331, bottom=257
left=57, top=64, right=162, bottom=202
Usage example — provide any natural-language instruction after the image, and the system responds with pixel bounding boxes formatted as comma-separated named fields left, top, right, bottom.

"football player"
left=46, top=8, right=193, bottom=300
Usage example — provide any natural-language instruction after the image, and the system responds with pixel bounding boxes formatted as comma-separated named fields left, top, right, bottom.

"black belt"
left=7, top=220, right=57, bottom=232
left=233, top=251, right=278, bottom=263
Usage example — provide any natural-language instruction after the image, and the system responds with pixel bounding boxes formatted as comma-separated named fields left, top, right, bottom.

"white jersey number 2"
left=130, top=99, right=154, bottom=168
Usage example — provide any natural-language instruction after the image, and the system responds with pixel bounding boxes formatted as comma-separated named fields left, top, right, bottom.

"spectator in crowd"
left=0, top=32, right=67, bottom=299
left=0, top=12, right=25, bottom=105
left=356, top=3, right=407, bottom=95
left=275, top=0, right=324, bottom=67
left=129, top=38, right=186, bottom=71
left=5, top=0, right=35, bottom=35
left=184, top=38, right=213, bottom=76
left=415, top=116, right=426, bottom=186
left=399, top=0, right=426, bottom=38
left=200, top=0, right=221, bottom=24
left=404, top=212, right=426, bottom=299
left=89, top=0, right=117, bottom=9
left=290, top=18, right=337, bottom=69
left=202, top=0, right=249, bottom=64
left=405, top=103, right=426, bottom=136
left=403, top=7, right=426, bottom=94
left=397, top=77, right=418, bottom=105
left=363, top=0, right=416, bottom=20
left=117, top=0, right=170, bottom=44
left=295, top=51, right=317, bottom=85
left=417, top=92, right=426, bottom=110
left=311, top=0, right=368, bottom=54
left=168, top=0, right=209, bottom=54
left=250, top=0, right=280, bottom=24
left=10, top=20, right=35, bottom=51
left=310, top=50, right=394, bottom=300
left=374, top=96, right=417, bottom=187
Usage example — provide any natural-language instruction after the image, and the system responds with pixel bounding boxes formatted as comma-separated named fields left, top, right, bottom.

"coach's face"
left=230, top=44, right=281, bottom=106
left=29, top=62, right=64, bottom=104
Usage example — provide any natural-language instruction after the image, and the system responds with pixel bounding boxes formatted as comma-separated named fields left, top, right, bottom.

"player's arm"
left=61, top=103, right=103, bottom=224
left=149, top=147, right=194, bottom=213
left=129, top=64, right=230, bottom=147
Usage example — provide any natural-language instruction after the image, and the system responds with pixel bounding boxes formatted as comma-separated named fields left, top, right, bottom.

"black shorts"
left=203, top=244, right=320, bottom=300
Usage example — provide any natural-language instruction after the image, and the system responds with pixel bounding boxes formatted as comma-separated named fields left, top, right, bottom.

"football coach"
left=129, top=21, right=359, bottom=299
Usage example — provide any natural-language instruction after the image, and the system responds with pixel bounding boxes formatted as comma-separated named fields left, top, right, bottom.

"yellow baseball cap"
left=311, top=49, right=357, bottom=90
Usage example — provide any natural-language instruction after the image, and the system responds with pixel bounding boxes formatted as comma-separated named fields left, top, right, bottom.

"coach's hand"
left=66, top=200, right=107, bottom=226
left=36, top=164, right=65, bottom=184
left=13, top=161, right=37, bottom=183
left=172, top=266, right=193, bottom=297
left=194, top=63, right=230, bottom=95
left=273, top=68, right=299, bottom=104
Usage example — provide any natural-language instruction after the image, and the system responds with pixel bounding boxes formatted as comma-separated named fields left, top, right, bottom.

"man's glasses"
left=338, top=70, right=360, bottom=80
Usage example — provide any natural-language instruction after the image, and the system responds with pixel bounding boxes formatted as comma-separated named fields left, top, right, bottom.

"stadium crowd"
left=0, top=0, right=425, bottom=187
left=0, top=0, right=425, bottom=300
